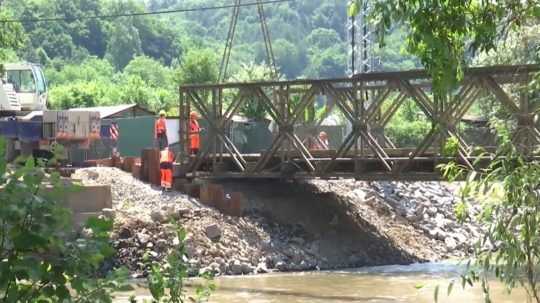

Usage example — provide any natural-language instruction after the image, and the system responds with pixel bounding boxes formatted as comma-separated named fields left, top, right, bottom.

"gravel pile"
left=72, top=168, right=200, bottom=222
left=73, top=168, right=331, bottom=277
left=73, top=168, right=481, bottom=277
left=310, top=180, right=481, bottom=256
left=111, top=207, right=329, bottom=278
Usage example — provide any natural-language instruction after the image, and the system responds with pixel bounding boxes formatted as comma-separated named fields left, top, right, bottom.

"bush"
left=0, top=139, right=128, bottom=302
left=0, top=140, right=213, bottom=302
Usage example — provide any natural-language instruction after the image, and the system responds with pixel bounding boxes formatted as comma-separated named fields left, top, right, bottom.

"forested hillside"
left=1, top=0, right=417, bottom=112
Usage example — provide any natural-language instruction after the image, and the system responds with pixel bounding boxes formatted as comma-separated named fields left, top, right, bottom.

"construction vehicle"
left=1, top=62, right=48, bottom=113
left=0, top=62, right=100, bottom=161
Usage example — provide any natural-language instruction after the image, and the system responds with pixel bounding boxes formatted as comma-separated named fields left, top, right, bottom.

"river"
left=117, top=263, right=526, bottom=302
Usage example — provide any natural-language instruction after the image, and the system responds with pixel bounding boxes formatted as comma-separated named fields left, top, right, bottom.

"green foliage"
left=132, top=227, right=214, bottom=303
left=0, top=8, right=25, bottom=72
left=231, top=63, right=275, bottom=119
left=439, top=126, right=540, bottom=302
left=176, top=48, right=218, bottom=85
left=385, top=100, right=431, bottom=147
left=304, top=46, right=347, bottom=79
left=304, top=28, right=347, bottom=78
left=0, top=139, right=129, bottom=302
left=106, top=20, right=143, bottom=70
left=46, top=57, right=116, bottom=86
left=5, top=0, right=357, bottom=81
left=370, top=1, right=540, bottom=94
left=347, top=0, right=362, bottom=17
left=47, top=57, right=176, bottom=112
left=442, top=136, right=460, bottom=157
left=49, top=81, right=109, bottom=109
left=265, top=39, right=306, bottom=79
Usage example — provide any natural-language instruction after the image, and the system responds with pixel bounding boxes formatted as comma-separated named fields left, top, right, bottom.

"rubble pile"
left=310, top=180, right=481, bottom=256
left=111, top=208, right=326, bottom=278
left=74, top=168, right=482, bottom=277
left=74, top=168, right=330, bottom=277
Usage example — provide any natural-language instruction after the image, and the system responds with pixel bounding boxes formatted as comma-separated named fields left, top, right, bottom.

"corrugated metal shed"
left=69, top=104, right=154, bottom=119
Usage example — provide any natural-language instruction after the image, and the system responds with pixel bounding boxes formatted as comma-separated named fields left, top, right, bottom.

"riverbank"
left=73, top=168, right=481, bottom=278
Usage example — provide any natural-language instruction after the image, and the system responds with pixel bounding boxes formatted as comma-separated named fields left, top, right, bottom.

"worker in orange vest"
left=160, top=147, right=175, bottom=191
left=189, top=111, right=201, bottom=155
left=155, top=110, right=168, bottom=151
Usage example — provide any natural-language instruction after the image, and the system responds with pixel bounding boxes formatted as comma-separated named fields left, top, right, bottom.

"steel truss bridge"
left=177, top=64, right=540, bottom=180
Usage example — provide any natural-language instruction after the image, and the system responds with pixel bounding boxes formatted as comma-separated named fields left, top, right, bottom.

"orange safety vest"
left=190, top=119, right=200, bottom=150
left=155, top=118, right=167, bottom=138
left=160, top=149, right=174, bottom=164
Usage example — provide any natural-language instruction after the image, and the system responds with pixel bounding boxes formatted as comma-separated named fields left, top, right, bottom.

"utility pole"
left=347, top=0, right=376, bottom=76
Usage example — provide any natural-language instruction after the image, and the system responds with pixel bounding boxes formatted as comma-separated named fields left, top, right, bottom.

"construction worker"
left=189, top=111, right=201, bottom=155
left=317, top=131, right=329, bottom=150
left=306, top=131, right=329, bottom=150
left=160, top=147, right=174, bottom=191
left=155, top=110, right=168, bottom=151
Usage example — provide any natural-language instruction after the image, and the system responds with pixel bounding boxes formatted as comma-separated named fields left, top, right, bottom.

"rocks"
left=102, top=208, right=115, bottom=220
left=229, top=260, right=243, bottom=275
left=150, top=210, right=166, bottom=223
left=445, top=237, right=458, bottom=251
left=309, top=179, right=480, bottom=259
left=255, top=262, right=269, bottom=274
left=137, top=232, right=151, bottom=245
left=275, top=261, right=288, bottom=271
left=205, top=224, right=222, bottom=240
left=177, top=208, right=192, bottom=218
left=241, top=263, right=255, bottom=274
left=79, top=167, right=480, bottom=279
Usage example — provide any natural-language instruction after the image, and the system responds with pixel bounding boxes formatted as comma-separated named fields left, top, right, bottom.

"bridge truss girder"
left=178, top=64, right=540, bottom=180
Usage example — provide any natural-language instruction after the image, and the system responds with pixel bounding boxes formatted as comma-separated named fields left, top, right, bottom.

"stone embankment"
left=73, top=168, right=480, bottom=278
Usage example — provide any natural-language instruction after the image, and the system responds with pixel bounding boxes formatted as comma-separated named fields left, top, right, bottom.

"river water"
left=118, top=263, right=526, bottom=303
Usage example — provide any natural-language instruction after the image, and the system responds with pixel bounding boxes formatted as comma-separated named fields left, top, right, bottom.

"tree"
left=304, top=45, right=347, bottom=78
left=123, top=55, right=174, bottom=89
left=268, top=39, right=306, bottom=79
left=176, top=48, right=218, bottom=85
left=0, top=144, right=213, bottom=302
left=362, top=1, right=540, bottom=93
left=49, top=81, right=107, bottom=109
left=0, top=7, right=25, bottom=72
left=105, top=21, right=143, bottom=70
left=231, top=62, right=275, bottom=119
left=45, top=57, right=115, bottom=86
left=362, top=1, right=540, bottom=302
left=306, top=28, right=342, bottom=50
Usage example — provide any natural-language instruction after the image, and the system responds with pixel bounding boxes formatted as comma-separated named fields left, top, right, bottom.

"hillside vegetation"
left=2, top=0, right=419, bottom=113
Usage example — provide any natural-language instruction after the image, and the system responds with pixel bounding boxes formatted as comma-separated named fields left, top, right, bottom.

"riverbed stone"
left=230, top=260, right=243, bottom=275
left=205, top=224, right=221, bottom=240
left=275, top=261, right=288, bottom=271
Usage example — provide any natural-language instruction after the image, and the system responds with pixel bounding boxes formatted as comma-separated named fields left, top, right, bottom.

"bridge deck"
left=175, top=151, right=497, bottom=180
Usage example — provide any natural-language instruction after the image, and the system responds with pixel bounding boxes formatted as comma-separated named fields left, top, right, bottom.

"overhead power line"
left=0, top=0, right=293, bottom=23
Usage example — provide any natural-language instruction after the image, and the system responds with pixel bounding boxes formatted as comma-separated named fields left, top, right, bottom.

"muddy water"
left=118, top=263, right=526, bottom=303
